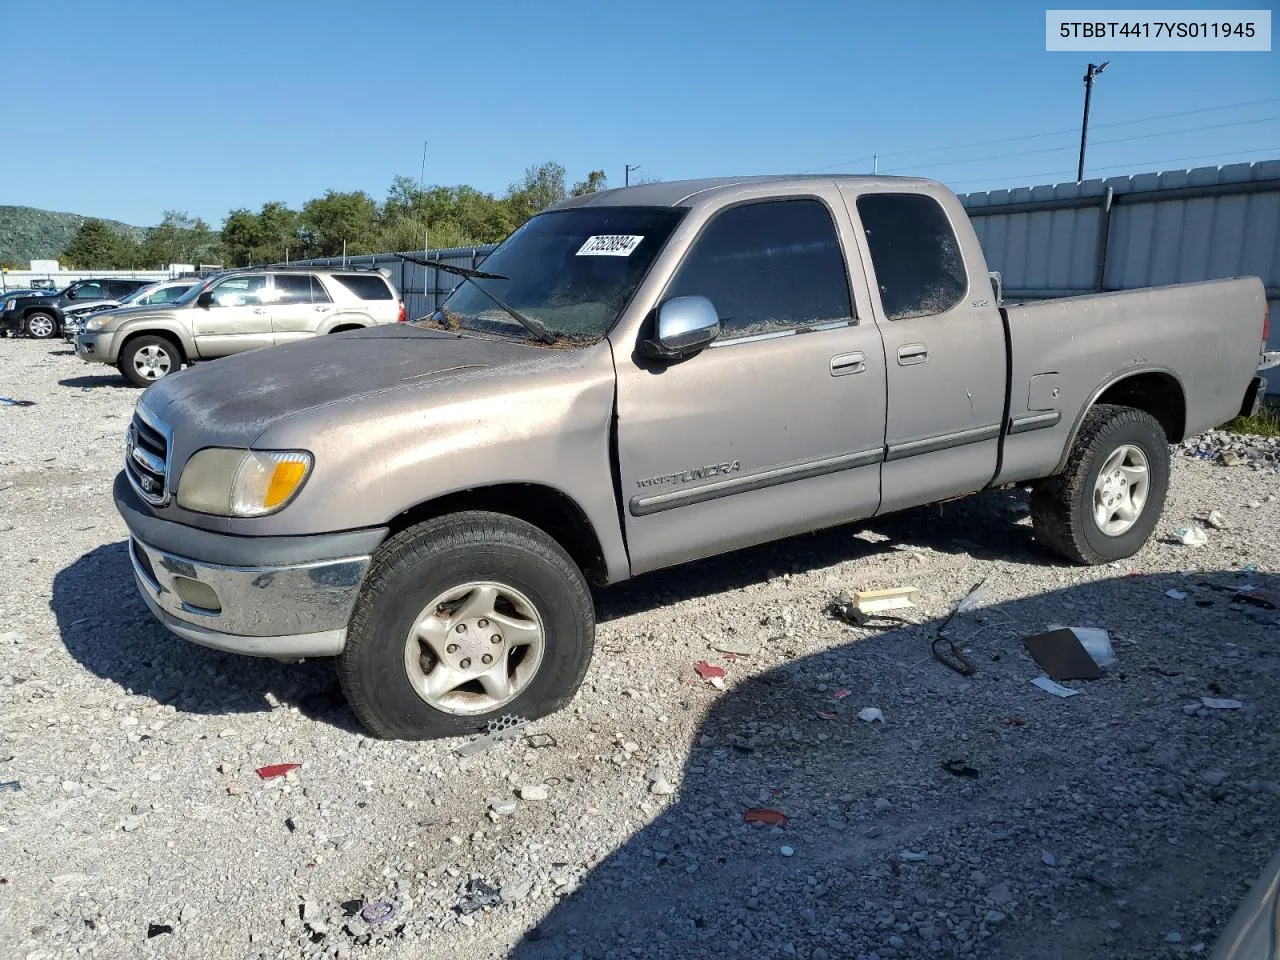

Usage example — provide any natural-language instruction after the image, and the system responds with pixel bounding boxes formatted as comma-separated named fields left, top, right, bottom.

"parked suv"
left=62, top=278, right=201, bottom=341
left=0, top=277, right=154, bottom=339
left=75, top=267, right=405, bottom=386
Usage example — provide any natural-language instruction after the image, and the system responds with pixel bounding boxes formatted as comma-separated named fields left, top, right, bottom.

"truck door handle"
left=830, top=351, right=866, bottom=376
left=253, top=307, right=268, bottom=315
left=315, top=305, right=330, bottom=312
left=897, top=343, right=928, bottom=366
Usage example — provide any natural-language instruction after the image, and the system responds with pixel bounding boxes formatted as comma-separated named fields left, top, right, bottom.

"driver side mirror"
left=196, top=291, right=215, bottom=308
left=65, top=288, right=78, bottom=299
left=639, top=296, right=721, bottom=362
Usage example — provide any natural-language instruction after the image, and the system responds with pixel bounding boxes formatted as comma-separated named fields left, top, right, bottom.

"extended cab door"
left=612, top=189, right=888, bottom=575
left=269, top=273, right=332, bottom=343
left=190, top=274, right=273, bottom=356
left=839, top=186, right=1007, bottom=513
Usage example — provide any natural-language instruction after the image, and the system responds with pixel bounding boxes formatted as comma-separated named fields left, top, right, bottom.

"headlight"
left=176, top=448, right=313, bottom=517
left=85, top=315, right=108, bottom=332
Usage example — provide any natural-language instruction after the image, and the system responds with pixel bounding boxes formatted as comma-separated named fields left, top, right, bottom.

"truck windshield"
left=418, top=206, right=686, bottom=343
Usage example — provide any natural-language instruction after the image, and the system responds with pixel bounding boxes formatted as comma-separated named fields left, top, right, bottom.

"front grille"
left=125, top=407, right=172, bottom=505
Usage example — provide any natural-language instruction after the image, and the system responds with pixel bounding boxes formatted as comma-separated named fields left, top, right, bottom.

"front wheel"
left=118, top=335, right=179, bottom=387
left=1031, top=404, right=1170, bottom=564
left=338, top=511, right=595, bottom=740
left=25, top=312, right=57, bottom=339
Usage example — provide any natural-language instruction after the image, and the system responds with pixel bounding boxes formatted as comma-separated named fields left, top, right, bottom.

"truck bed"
left=994, top=276, right=1268, bottom=486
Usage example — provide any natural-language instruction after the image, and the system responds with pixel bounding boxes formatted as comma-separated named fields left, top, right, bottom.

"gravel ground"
left=1, top=338, right=1279, bottom=960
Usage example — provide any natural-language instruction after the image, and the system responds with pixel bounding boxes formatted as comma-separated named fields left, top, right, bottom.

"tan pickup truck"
left=111, top=175, right=1272, bottom=739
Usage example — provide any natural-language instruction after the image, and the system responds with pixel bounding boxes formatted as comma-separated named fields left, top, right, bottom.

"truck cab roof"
left=551, top=174, right=939, bottom=210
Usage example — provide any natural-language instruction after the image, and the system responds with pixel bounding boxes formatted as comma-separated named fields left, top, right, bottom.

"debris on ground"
left=779, top=846, right=795, bottom=857
left=942, top=760, right=979, bottom=778
left=1166, top=589, right=1188, bottom=600
left=454, top=715, right=528, bottom=758
left=361, top=900, right=397, bottom=924
left=1031, top=676, right=1082, bottom=698
left=712, top=639, right=757, bottom=656
left=1023, top=629, right=1104, bottom=681
left=455, top=881, right=502, bottom=915
left=826, top=591, right=909, bottom=628
left=900, top=850, right=929, bottom=862
left=254, top=763, right=300, bottom=780
left=1172, top=526, right=1209, bottom=546
left=832, top=688, right=851, bottom=701
left=1201, top=697, right=1243, bottom=710
left=852, top=586, right=920, bottom=613
left=857, top=707, right=884, bottom=723
left=518, top=784, right=549, bottom=802
left=0, top=397, right=36, bottom=407
left=146, top=924, right=173, bottom=938
left=1205, top=510, right=1230, bottom=530
left=743, top=808, right=789, bottom=828
left=930, top=580, right=989, bottom=676
left=693, top=660, right=726, bottom=681
left=0, top=781, right=20, bottom=792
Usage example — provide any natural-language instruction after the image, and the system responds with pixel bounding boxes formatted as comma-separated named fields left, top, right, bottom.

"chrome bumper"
left=128, top=536, right=370, bottom=658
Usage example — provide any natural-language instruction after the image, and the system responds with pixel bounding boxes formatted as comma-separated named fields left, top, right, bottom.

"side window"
left=272, top=274, right=314, bottom=304
left=664, top=199, right=853, bottom=340
left=73, top=281, right=105, bottom=299
left=855, top=193, right=967, bottom=321
left=152, top=285, right=190, bottom=304
left=107, top=281, right=138, bottom=298
left=208, top=275, right=266, bottom=307
left=309, top=276, right=332, bottom=303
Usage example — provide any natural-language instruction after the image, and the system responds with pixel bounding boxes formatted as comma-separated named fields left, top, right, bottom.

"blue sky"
left=4, top=0, right=1277, bottom=226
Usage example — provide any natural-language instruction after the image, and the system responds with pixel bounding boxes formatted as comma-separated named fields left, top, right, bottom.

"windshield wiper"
left=396, top=254, right=556, bottom=344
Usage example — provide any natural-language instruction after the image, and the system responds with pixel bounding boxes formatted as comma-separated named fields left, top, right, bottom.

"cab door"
left=612, top=192, right=888, bottom=575
left=190, top=274, right=273, bottom=356
left=839, top=187, right=1007, bottom=513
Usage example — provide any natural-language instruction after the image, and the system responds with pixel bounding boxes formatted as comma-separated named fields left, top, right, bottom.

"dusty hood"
left=140, top=326, right=546, bottom=448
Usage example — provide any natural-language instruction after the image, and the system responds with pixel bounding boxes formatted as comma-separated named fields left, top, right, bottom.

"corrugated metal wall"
left=960, top=160, right=1280, bottom=391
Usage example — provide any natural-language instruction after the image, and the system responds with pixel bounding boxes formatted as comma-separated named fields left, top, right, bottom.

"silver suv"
left=74, top=267, right=405, bottom=387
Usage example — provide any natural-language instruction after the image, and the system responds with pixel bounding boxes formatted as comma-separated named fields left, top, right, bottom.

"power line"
left=802, top=96, right=1280, bottom=173
left=945, top=144, right=1280, bottom=189
left=881, top=115, right=1280, bottom=175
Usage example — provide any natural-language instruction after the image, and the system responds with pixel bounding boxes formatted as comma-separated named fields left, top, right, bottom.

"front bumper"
left=75, top=329, right=119, bottom=364
left=115, top=472, right=387, bottom=658
left=0, top=312, right=20, bottom=335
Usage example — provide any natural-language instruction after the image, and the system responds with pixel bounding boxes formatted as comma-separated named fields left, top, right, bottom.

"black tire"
left=1031, top=404, right=1170, bottom=565
left=117, top=335, right=180, bottom=388
left=24, top=311, right=58, bottom=340
left=338, top=511, right=595, bottom=740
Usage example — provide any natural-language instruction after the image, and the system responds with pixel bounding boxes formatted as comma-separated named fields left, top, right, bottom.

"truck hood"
left=140, top=326, right=549, bottom=448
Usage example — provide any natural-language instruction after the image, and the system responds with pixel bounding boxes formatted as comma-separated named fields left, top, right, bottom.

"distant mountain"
left=0, top=205, right=144, bottom=266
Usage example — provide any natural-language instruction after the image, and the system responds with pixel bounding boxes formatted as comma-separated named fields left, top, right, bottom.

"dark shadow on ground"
left=514, top=571, right=1280, bottom=960
left=47, top=348, right=76, bottom=357
left=58, top=374, right=132, bottom=389
left=52, top=542, right=362, bottom=731
left=595, top=487, right=1048, bottom=622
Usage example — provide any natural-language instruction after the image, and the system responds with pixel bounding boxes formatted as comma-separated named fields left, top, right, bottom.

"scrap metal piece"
left=454, top=714, right=528, bottom=758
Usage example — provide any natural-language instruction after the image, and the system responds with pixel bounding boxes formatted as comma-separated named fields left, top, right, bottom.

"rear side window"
left=330, top=274, right=393, bottom=300
left=664, top=199, right=853, bottom=340
left=273, top=274, right=316, bottom=303
left=855, top=193, right=967, bottom=321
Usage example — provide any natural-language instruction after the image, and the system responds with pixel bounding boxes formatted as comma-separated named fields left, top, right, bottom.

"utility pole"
left=420, top=140, right=429, bottom=255
left=872, top=154, right=879, bottom=175
left=1077, top=61, right=1110, bottom=182
left=342, top=239, right=347, bottom=267
left=625, top=163, right=642, bottom=187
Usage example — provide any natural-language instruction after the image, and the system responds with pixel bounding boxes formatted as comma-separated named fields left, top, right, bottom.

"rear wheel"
left=25, top=312, right=57, bottom=339
left=1031, top=404, right=1170, bottom=564
left=338, top=511, right=595, bottom=740
left=118, top=335, right=180, bottom=387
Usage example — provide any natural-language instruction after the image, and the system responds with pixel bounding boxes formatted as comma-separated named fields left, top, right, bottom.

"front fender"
left=114, top=318, right=197, bottom=359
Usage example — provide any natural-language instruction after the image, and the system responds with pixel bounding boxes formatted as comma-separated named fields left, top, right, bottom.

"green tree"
left=62, top=218, right=129, bottom=268
left=570, top=170, right=608, bottom=196
left=221, top=202, right=302, bottom=265
left=300, top=190, right=378, bottom=257
left=137, top=210, right=220, bottom=267
left=504, top=162, right=567, bottom=222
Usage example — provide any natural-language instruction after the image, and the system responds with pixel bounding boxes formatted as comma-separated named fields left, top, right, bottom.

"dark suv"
left=0, top=277, right=155, bottom=339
